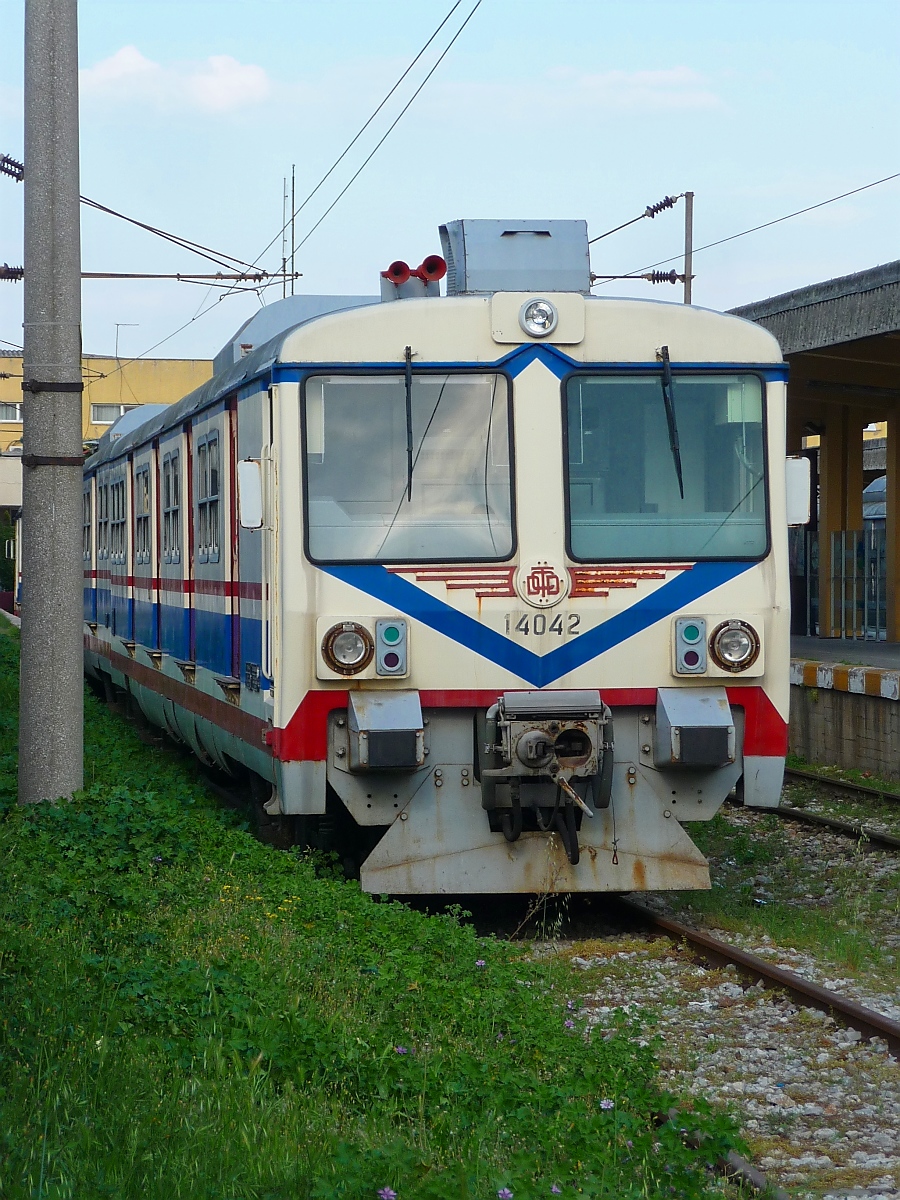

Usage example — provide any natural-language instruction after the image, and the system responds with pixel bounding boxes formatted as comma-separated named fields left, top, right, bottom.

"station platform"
left=791, top=635, right=900, bottom=670
left=789, top=637, right=900, bottom=780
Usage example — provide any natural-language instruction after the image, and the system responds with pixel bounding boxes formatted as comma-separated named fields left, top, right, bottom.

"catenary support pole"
left=683, top=190, right=693, bottom=305
left=19, top=0, right=84, bottom=803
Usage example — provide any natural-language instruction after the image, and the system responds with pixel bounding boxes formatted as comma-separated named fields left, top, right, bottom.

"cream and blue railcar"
left=83, top=219, right=793, bottom=895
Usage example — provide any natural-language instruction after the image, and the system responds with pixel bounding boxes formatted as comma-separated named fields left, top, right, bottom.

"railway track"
left=784, top=765, right=900, bottom=805
left=777, top=767, right=900, bottom=850
left=618, top=898, right=900, bottom=1056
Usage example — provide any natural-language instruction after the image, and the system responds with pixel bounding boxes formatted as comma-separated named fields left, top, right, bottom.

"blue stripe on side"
left=160, top=604, right=191, bottom=662
left=195, top=607, right=232, bottom=676
left=273, top=345, right=789, bottom=385
left=322, top=561, right=755, bottom=688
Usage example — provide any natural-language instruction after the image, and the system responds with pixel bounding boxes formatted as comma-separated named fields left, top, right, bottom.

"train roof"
left=84, top=292, right=782, bottom=472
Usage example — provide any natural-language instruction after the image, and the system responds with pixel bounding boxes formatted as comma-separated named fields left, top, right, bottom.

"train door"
left=83, top=475, right=96, bottom=623
left=158, top=430, right=189, bottom=661
left=96, top=467, right=111, bottom=629
left=228, top=397, right=240, bottom=679
left=109, top=462, right=132, bottom=639
left=131, top=446, right=157, bottom=648
left=191, top=406, right=233, bottom=676
left=235, top=387, right=267, bottom=690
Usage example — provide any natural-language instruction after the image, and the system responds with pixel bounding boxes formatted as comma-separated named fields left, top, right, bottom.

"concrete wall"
left=790, top=683, right=900, bottom=780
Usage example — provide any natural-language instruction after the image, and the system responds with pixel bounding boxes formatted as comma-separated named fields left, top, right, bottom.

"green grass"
left=0, top=621, right=740, bottom=1199
left=672, top=810, right=900, bottom=982
left=786, top=752, right=900, bottom=797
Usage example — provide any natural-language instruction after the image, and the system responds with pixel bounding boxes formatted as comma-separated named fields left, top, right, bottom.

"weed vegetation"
left=672, top=809, right=899, bottom=988
left=0, top=621, right=739, bottom=1198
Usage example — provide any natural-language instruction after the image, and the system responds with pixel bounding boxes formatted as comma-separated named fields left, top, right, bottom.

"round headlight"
left=322, top=622, right=374, bottom=675
left=709, top=620, right=760, bottom=672
left=519, top=297, right=558, bottom=338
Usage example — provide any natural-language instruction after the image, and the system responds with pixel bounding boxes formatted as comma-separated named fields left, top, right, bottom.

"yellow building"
left=0, top=353, right=212, bottom=453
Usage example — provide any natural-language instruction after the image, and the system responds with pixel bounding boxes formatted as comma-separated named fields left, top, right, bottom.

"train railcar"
left=83, top=218, right=808, bottom=895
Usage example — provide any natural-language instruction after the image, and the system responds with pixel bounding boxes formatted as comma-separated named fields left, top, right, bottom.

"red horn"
left=381, top=260, right=410, bottom=285
left=412, top=254, right=447, bottom=283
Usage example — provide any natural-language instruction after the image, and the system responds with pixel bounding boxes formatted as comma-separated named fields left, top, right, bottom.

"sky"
left=1, top=0, right=898, bottom=363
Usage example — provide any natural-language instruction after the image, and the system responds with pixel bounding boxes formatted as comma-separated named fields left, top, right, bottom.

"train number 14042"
left=505, top=611, right=582, bottom=638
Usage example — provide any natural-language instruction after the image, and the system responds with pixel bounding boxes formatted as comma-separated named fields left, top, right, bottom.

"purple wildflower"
left=377, top=1190, right=398, bottom=1200
left=626, top=1140, right=633, bottom=1148
left=551, top=1187, right=562, bottom=1195
left=496, top=1032, right=504, bottom=1041
left=600, top=1098, right=614, bottom=1110
left=476, top=959, right=486, bottom=967
left=394, top=1046, right=408, bottom=1055
left=497, top=1190, right=514, bottom=1200
left=564, top=1019, right=575, bottom=1030
left=566, top=999, right=575, bottom=1010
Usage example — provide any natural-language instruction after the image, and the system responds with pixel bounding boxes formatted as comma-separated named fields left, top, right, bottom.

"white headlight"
left=710, top=620, right=760, bottom=672
left=322, top=622, right=374, bottom=674
left=519, top=298, right=558, bottom=338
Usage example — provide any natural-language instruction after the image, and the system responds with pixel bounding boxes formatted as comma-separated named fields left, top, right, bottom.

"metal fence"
left=829, top=527, right=887, bottom=641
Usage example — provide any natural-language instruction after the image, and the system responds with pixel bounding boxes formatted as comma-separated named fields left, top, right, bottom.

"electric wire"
left=292, top=0, right=484, bottom=257
left=80, top=196, right=257, bottom=273
left=593, top=170, right=900, bottom=286
left=179, top=0, right=478, bottom=347
left=588, top=195, right=681, bottom=245
left=93, top=292, right=238, bottom=383
left=253, top=0, right=467, bottom=269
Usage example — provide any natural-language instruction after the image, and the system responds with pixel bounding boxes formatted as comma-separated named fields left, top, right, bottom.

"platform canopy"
left=732, top=262, right=900, bottom=640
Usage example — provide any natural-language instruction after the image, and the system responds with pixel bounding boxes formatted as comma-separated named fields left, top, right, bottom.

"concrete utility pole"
left=19, top=0, right=84, bottom=803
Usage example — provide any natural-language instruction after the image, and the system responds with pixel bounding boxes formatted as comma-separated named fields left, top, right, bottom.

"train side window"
left=134, top=467, right=151, bottom=566
left=162, top=451, right=181, bottom=565
left=110, top=478, right=128, bottom=565
left=196, top=434, right=220, bottom=565
left=82, top=489, right=92, bottom=561
left=97, top=482, right=108, bottom=559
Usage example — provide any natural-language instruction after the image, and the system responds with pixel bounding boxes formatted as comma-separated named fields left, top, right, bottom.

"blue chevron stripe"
left=322, top=560, right=755, bottom=687
left=500, top=343, right=577, bottom=378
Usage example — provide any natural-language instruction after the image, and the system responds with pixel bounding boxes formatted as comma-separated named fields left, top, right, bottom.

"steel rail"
left=771, top=803, right=900, bottom=851
left=784, top=766, right=900, bottom=806
left=619, top=900, right=900, bottom=1055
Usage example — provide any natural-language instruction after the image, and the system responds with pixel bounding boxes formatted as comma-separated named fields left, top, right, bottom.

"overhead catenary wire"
left=80, top=195, right=258, bottom=273
left=292, top=0, right=484, bottom=257
left=593, top=169, right=900, bottom=286
left=4, top=151, right=264, bottom=274
left=588, top=195, right=682, bottom=245
left=26, top=1, right=487, bottom=384
left=252, top=0, right=468, bottom=271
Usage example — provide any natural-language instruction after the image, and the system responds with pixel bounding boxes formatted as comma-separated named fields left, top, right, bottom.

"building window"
left=91, top=403, right=138, bottom=426
left=196, top=434, right=220, bottom=564
left=110, top=478, right=127, bottom=563
left=0, top=402, right=22, bottom=422
left=162, top=451, right=181, bottom=564
left=134, top=467, right=151, bottom=565
left=82, top=490, right=92, bottom=561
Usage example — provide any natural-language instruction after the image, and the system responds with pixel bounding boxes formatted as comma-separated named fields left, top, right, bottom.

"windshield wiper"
left=656, top=345, right=684, bottom=499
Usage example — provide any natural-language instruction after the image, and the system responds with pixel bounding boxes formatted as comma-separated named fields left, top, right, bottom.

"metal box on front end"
left=654, top=688, right=735, bottom=768
left=348, top=691, right=425, bottom=771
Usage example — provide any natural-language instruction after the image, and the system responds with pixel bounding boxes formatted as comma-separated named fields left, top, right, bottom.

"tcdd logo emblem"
left=514, top=561, right=570, bottom=608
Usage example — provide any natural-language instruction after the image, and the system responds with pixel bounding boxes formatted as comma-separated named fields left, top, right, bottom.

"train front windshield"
left=304, top=373, right=513, bottom=562
left=565, top=373, right=767, bottom=561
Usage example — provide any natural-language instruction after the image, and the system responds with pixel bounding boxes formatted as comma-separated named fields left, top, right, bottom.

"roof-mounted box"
left=439, top=219, right=591, bottom=295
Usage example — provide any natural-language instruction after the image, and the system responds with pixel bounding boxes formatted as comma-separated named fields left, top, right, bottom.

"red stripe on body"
left=85, top=634, right=270, bottom=750
left=269, top=685, right=787, bottom=762
left=91, top=575, right=262, bottom=600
